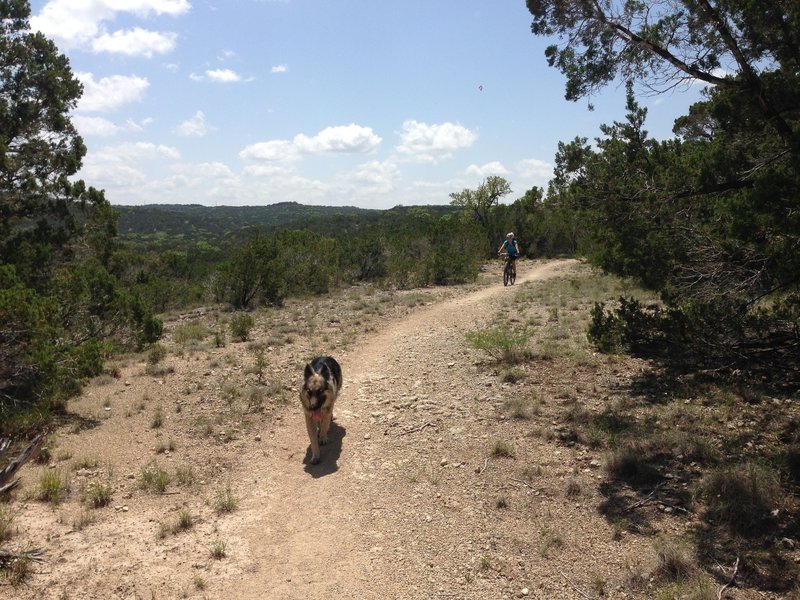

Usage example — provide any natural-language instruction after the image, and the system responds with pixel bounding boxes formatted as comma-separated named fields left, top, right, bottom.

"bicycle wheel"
left=503, top=263, right=510, bottom=286
left=510, top=267, right=516, bottom=285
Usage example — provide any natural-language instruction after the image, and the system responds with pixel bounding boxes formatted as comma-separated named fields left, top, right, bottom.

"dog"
left=299, top=356, right=342, bottom=464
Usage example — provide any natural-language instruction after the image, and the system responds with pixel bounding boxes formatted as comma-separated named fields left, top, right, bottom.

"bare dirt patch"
left=1, top=259, right=794, bottom=599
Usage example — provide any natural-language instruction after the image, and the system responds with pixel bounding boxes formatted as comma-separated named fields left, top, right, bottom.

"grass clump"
left=174, top=508, right=194, bottom=532
left=229, top=313, right=255, bottom=342
left=697, top=463, right=781, bottom=535
left=147, top=343, right=168, bottom=365
left=151, top=405, right=164, bottom=429
left=37, top=469, right=69, bottom=505
left=85, top=481, right=113, bottom=508
left=175, top=465, right=196, bottom=486
left=139, top=463, right=171, bottom=494
left=652, top=537, right=696, bottom=583
left=210, top=540, right=226, bottom=559
left=465, top=327, right=531, bottom=364
left=539, top=528, right=565, bottom=558
left=173, top=322, right=209, bottom=345
left=0, top=552, right=31, bottom=586
left=0, top=506, right=15, bottom=541
left=491, top=440, right=516, bottom=458
left=214, top=485, right=239, bottom=514
left=604, top=442, right=659, bottom=483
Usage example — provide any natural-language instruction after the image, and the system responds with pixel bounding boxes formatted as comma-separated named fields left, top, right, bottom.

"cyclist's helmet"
left=506, top=232, right=514, bottom=238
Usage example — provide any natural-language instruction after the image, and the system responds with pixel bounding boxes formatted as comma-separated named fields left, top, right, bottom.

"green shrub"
left=173, top=322, right=209, bottom=345
left=147, top=343, right=168, bottom=365
left=214, top=485, right=239, bottom=514
left=37, top=470, right=69, bottom=505
left=229, top=314, right=255, bottom=342
left=140, top=463, right=171, bottom=494
left=85, top=482, right=113, bottom=508
left=0, top=506, right=14, bottom=542
left=492, top=440, right=516, bottom=458
left=698, top=464, right=781, bottom=534
left=652, top=537, right=696, bottom=582
left=466, top=327, right=531, bottom=363
left=210, top=540, right=226, bottom=559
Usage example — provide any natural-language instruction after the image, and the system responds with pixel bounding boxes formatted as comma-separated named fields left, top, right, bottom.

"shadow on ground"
left=303, top=421, right=346, bottom=478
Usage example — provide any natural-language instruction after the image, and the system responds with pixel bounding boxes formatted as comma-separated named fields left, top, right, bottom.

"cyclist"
left=498, top=232, right=520, bottom=277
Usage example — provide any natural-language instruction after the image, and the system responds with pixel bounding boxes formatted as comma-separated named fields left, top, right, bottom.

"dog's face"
left=300, top=363, right=336, bottom=414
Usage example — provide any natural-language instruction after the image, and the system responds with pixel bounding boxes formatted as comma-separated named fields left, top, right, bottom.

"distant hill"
left=116, top=202, right=459, bottom=248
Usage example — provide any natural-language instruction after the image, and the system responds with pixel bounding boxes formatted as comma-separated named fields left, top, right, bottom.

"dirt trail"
left=230, top=259, right=579, bottom=599
left=6, top=258, right=651, bottom=600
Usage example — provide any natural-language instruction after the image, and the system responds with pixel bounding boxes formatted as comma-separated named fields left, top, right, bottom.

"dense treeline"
left=0, top=2, right=161, bottom=432
left=529, top=0, right=800, bottom=385
left=112, top=190, right=579, bottom=315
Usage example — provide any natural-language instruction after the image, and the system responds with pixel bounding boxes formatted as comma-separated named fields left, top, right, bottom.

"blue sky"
left=29, top=0, right=706, bottom=209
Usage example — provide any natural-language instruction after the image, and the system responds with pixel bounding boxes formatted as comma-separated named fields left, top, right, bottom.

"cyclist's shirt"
left=502, top=239, right=519, bottom=256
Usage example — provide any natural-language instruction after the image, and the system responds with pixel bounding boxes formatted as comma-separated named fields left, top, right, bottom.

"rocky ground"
left=1, top=258, right=795, bottom=599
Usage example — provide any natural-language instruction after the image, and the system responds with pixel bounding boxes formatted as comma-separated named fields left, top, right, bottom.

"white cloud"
left=240, top=124, right=382, bottom=163
left=294, top=125, right=382, bottom=154
left=465, top=161, right=508, bottom=178
left=271, top=64, right=289, bottom=73
left=91, top=28, right=178, bottom=57
left=343, top=160, right=400, bottom=195
left=243, top=163, right=292, bottom=177
left=515, top=158, right=552, bottom=180
left=173, top=161, right=237, bottom=180
left=73, top=115, right=145, bottom=136
left=395, top=120, right=477, bottom=163
left=99, top=141, right=181, bottom=162
left=240, top=140, right=299, bottom=163
left=190, top=69, right=248, bottom=83
left=175, top=111, right=214, bottom=137
left=75, top=72, right=149, bottom=113
left=31, top=0, right=190, bottom=53
left=79, top=159, right=149, bottom=188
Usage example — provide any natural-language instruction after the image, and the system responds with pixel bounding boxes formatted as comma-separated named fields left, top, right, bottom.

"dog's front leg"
left=305, top=414, right=321, bottom=464
left=319, top=409, right=333, bottom=446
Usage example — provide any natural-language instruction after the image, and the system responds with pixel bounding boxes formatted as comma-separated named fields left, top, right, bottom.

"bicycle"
left=499, top=252, right=517, bottom=286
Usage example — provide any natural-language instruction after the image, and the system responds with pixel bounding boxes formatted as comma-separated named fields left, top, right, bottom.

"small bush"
left=229, top=314, right=255, bottom=342
left=214, top=485, right=239, bottom=514
left=539, top=528, right=564, bottom=557
left=0, top=506, right=15, bottom=541
left=652, top=537, right=695, bottom=582
left=492, top=440, right=516, bottom=458
left=174, top=465, right=196, bottom=486
left=698, top=464, right=781, bottom=534
left=605, top=443, right=659, bottom=483
left=210, top=540, right=226, bottom=559
left=173, top=322, right=209, bottom=345
left=37, top=470, right=68, bottom=505
left=174, top=508, right=194, bottom=532
left=85, top=482, right=113, bottom=508
left=564, top=479, right=582, bottom=498
left=147, top=343, right=168, bottom=365
left=465, top=327, right=531, bottom=364
left=151, top=406, right=164, bottom=429
left=1, top=552, right=31, bottom=585
left=140, top=463, right=171, bottom=494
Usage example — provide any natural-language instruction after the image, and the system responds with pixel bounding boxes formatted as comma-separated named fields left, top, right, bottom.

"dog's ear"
left=304, top=362, right=316, bottom=380
left=318, top=363, right=331, bottom=380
